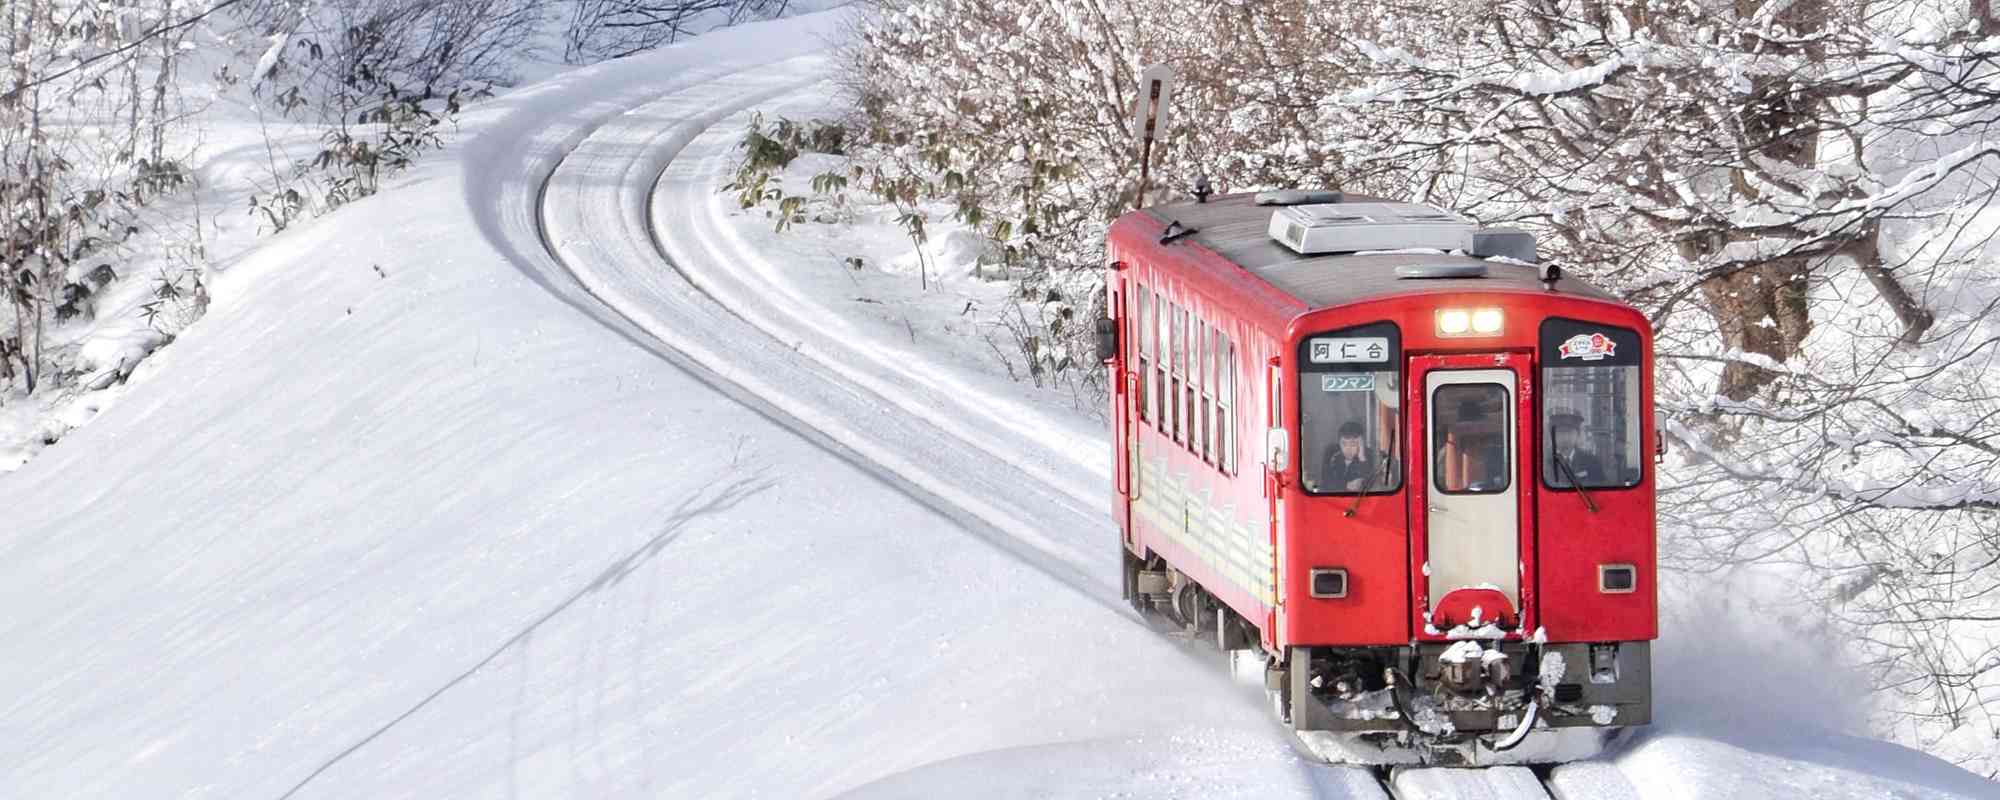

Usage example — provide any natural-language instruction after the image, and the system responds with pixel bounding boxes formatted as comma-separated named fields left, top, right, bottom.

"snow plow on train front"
left=1100, top=191, right=1656, bottom=765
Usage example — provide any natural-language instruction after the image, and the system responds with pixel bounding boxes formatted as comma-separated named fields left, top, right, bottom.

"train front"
left=1277, top=279, right=1656, bottom=765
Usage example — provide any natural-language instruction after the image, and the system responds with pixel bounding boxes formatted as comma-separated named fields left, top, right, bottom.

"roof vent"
left=1255, top=189, right=1344, bottom=206
left=1396, top=262, right=1489, bottom=279
left=1471, top=228, right=1538, bottom=263
left=1269, top=202, right=1475, bottom=255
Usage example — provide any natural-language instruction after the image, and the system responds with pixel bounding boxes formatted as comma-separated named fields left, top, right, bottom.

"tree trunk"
left=1694, top=0, right=1826, bottom=401
left=1699, top=259, right=1812, bottom=401
left=1848, top=225, right=1935, bottom=345
left=150, top=1, right=175, bottom=167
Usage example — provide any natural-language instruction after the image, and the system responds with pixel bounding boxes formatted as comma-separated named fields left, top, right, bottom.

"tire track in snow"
left=645, top=87, right=1110, bottom=510
left=501, top=55, right=1125, bottom=620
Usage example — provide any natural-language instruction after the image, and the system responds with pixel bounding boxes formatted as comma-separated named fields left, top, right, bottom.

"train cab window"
left=1540, top=320, right=1644, bottom=489
left=1298, top=322, right=1403, bottom=495
left=1432, top=383, right=1511, bottom=494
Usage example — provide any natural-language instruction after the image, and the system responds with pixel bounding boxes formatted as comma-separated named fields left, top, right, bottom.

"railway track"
left=1372, top=764, right=1561, bottom=799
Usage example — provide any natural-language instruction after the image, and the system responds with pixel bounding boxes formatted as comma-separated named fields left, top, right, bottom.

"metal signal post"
left=1131, top=64, right=1175, bottom=210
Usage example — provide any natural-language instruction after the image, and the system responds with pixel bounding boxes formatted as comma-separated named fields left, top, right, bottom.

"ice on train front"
left=1104, top=192, right=1657, bottom=765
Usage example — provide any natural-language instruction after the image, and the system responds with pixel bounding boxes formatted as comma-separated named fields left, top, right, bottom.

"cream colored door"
left=1423, top=369, right=1519, bottom=607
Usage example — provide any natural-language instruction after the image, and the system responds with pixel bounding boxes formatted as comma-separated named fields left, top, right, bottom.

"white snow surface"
left=2, top=10, right=1996, bottom=800
left=1392, top=765, right=1547, bottom=799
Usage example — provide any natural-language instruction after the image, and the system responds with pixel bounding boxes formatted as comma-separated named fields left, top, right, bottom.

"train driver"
left=1548, top=414, right=1605, bottom=485
left=1322, top=421, right=1382, bottom=491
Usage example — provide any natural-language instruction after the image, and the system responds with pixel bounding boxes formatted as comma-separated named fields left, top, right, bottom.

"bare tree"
left=565, top=0, right=793, bottom=63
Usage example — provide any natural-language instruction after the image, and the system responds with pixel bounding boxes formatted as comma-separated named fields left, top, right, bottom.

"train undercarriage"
left=1124, top=551, right=1650, bottom=766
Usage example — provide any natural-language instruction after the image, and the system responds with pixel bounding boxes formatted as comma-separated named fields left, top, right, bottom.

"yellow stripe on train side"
left=1131, top=453, right=1275, bottom=608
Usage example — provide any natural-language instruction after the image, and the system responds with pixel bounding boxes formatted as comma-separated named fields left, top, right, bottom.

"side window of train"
left=1208, top=326, right=1224, bottom=476
left=1218, top=330, right=1235, bottom=474
left=1155, top=294, right=1169, bottom=436
left=1199, top=320, right=1214, bottom=464
left=1176, top=314, right=1192, bottom=456
left=1135, top=285, right=1151, bottom=423
left=1539, top=319, right=1644, bottom=490
left=1177, top=303, right=1191, bottom=446
left=1176, top=308, right=1192, bottom=454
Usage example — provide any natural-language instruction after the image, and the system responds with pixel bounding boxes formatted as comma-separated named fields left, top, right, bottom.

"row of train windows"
left=1131, top=283, right=1237, bottom=475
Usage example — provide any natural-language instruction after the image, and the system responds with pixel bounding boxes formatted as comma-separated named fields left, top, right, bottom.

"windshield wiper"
left=1344, top=457, right=1393, bottom=518
left=1553, top=453, right=1599, bottom=513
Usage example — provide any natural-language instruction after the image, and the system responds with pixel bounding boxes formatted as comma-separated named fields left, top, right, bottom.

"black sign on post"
left=1131, top=64, right=1175, bottom=209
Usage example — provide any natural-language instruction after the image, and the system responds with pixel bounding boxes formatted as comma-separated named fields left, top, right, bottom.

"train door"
left=1411, top=354, right=1533, bottom=628
left=1109, top=276, right=1134, bottom=541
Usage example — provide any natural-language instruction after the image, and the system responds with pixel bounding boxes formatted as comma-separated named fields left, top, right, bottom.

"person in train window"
left=1322, top=421, right=1381, bottom=491
left=1549, top=414, right=1605, bottom=485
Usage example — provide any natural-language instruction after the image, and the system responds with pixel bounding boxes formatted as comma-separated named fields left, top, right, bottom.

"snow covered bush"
left=1, top=0, right=201, bottom=395
left=726, top=111, right=852, bottom=230
left=238, top=0, right=538, bottom=95
left=238, top=0, right=521, bottom=218
left=564, top=0, right=798, bottom=62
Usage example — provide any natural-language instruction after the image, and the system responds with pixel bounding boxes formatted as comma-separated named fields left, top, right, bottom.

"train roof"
left=1137, top=193, right=1615, bottom=310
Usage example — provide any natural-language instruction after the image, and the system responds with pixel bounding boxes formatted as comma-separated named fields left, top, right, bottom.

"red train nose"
left=1430, top=586, right=1518, bottom=633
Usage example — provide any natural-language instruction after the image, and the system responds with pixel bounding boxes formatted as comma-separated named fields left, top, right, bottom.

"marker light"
left=1471, top=308, right=1505, bottom=334
left=1436, top=309, right=1471, bottom=335
left=1310, top=568, right=1348, bottom=598
left=1599, top=564, right=1637, bottom=593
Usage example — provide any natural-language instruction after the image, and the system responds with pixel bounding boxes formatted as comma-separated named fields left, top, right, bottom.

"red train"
left=1100, top=191, right=1655, bottom=764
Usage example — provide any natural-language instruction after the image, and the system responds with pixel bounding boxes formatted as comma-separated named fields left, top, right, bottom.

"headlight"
left=1437, top=309, right=1471, bottom=335
left=1471, top=308, right=1504, bottom=334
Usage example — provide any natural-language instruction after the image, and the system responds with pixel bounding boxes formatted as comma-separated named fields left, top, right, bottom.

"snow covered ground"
left=2, top=8, right=1996, bottom=799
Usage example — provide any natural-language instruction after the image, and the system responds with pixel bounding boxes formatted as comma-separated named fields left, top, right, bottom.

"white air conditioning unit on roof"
left=1269, top=202, right=1476, bottom=255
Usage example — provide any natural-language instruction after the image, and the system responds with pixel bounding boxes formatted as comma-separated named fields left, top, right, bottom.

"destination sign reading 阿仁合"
left=1308, top=336, right=1390, bottom=364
